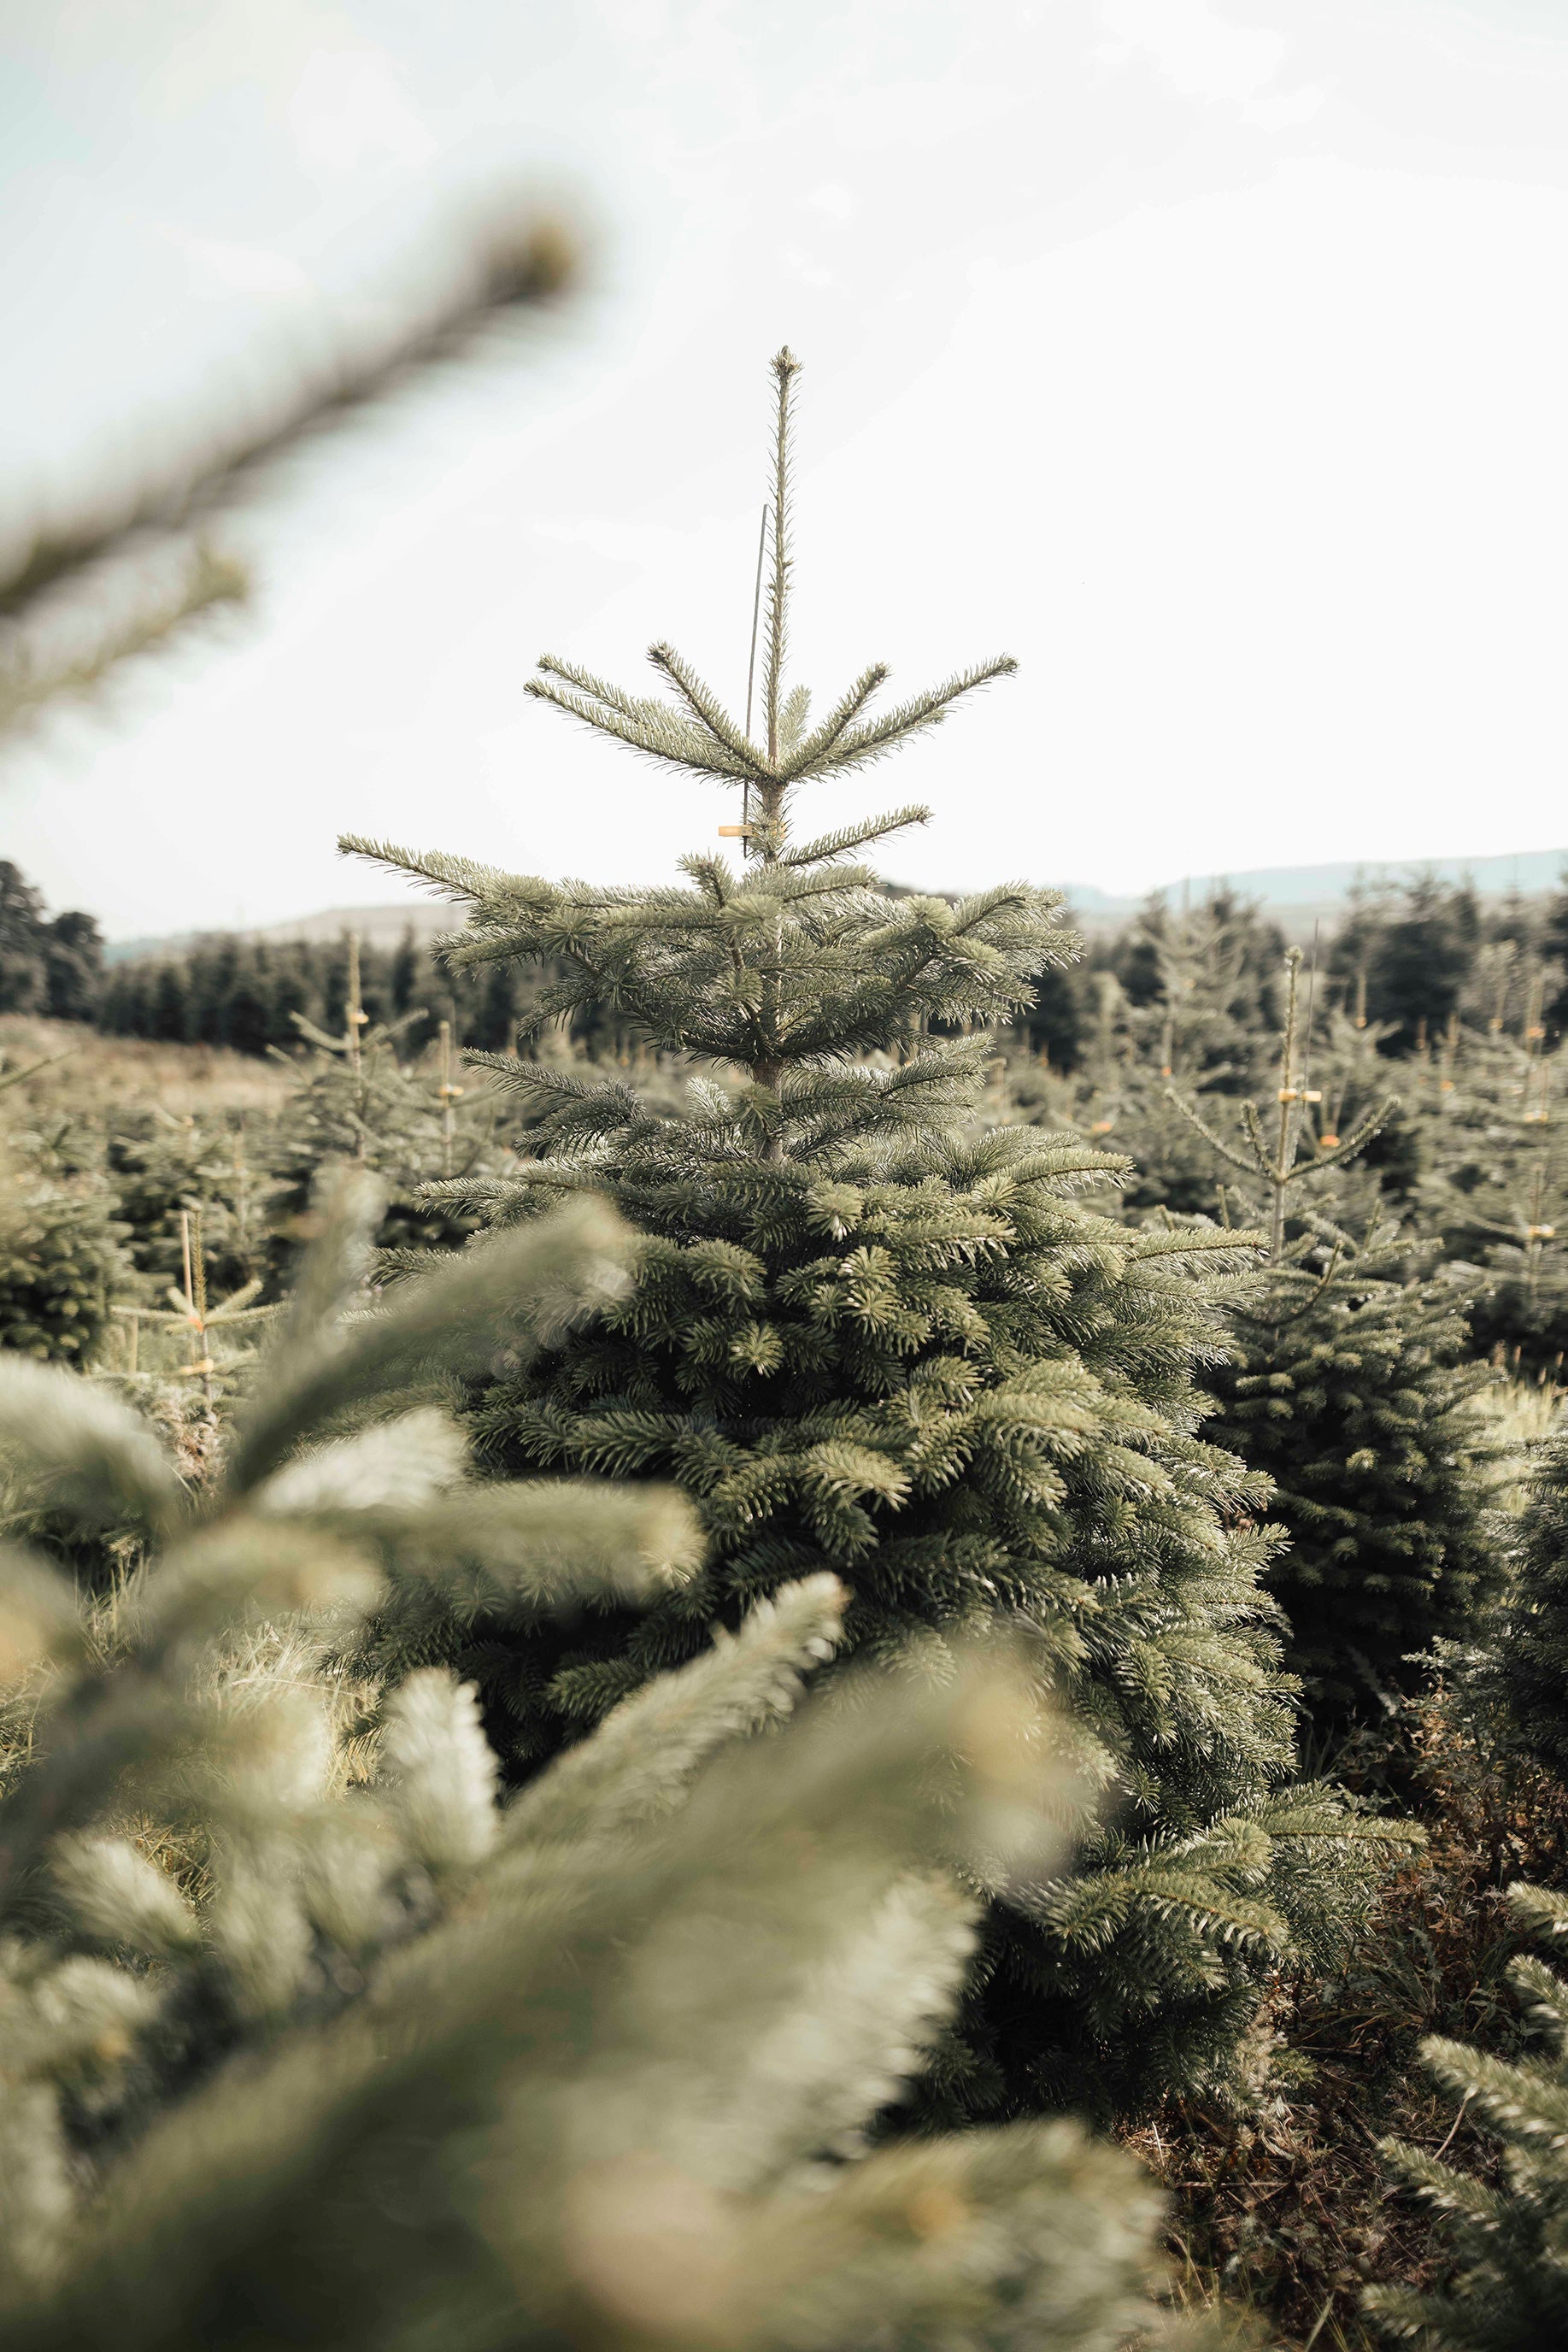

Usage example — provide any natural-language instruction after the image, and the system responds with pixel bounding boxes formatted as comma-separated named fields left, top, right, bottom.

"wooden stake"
left=179, top=1208, right=214, bottom=1405
left=438, top=1017, right=464, bottom=1177
left=345, top=932, right=367, bottom=1075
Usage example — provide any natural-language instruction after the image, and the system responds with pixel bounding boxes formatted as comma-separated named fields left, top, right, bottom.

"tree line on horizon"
left=4, top=853, right=1567, bottom=1069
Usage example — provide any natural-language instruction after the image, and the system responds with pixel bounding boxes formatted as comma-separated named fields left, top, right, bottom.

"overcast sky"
left=4, top=0, right=1568, bottom=939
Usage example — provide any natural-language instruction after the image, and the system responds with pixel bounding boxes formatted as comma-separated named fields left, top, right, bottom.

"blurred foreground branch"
left=0, top=202, right=577, bottom=729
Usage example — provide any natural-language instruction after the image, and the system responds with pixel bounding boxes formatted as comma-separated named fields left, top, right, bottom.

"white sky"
left=3, top=0, right=1568, bottom=939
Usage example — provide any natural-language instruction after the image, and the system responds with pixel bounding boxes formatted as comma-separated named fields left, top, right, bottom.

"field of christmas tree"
left=5, top=341, right=1568, bottom=2352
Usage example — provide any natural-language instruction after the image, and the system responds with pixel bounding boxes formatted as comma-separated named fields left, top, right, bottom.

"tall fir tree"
left=347, top=348, right=1407, bottom=2124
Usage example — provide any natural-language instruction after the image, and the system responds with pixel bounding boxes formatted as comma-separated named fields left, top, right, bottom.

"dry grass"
left=1478, top=1373, right=1562, bottom=1449
left=0, top=1014, right=294, bottom=1122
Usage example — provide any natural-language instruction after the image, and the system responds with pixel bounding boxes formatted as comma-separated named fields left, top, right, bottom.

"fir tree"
left=1366, top=1884, right=1568, bottom=2350
left=150, top=964, right=190, bottom=1045
left=265, top=943, right=499, bottom=1274
left=346, top=348, right=1407, bottom=2123
left=1170, top=944, right=1395, bottom=1259
left=1442, top=1132, right=1568, bottom=1379
left=1202, top=1212, right=1503, bottom=1717
left=0, top=1178, right=700, bottom=2111
left=1109, top=886, right=1284, bottom=1091
left=1494, top=1421, right=1568, bottom=1785
left=1329, top=877, right=1483, bottom=1055
left=0, top=1108, right=128, bottom=1371
left=1543, top=875, right=1568, bottom=1038
left=0, top=866, right=103, bottom=1023
left=0, top=1182, right=126, bottom=1367
left=106, top=1110, right=271, bottom=1302
left=0, top=1213, right=1168, bottom=2349
left=1172, top=950, right=1501, bottom=1715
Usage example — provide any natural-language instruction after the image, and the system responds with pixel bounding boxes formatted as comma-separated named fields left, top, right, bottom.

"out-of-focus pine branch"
left=0, top=203, right=577, bottom=728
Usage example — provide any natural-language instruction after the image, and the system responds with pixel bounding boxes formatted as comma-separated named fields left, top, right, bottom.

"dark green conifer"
left=1203, top=1214, right=1502, bottom=1716
left=1172, top=950, right=1501, bottom=1715
left=106, top=1112, right=268, bottom=1300
left=346, top=349, right=1406, bottom=2123
left=0, top=1066, right=127, bottom=1371
left=266, top=937, right=498, bottom=1272
left=0, top=867, right=103, bottom=1023
left=1495, top=1423, right=1568, bottom=1785
left=1328, top=875, right=1483, bottom=1055
left=0, top=1183, right=125, bottom=1367
left=1448, top=1141, right=1568, bottom=1379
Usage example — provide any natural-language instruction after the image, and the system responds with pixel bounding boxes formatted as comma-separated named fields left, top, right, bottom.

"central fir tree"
left=346, top=350, right=1407, bottom=2122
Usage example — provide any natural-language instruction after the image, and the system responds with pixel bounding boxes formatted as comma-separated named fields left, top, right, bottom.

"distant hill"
left=1060, top=846, right=1567, bottom=938
left=104, top=849, right=1568, bottom=963
left=105, top=900, right=452, bottom=966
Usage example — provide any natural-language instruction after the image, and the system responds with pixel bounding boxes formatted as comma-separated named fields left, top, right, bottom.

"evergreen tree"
left=267, top=950, right=314, bottom=1049
left=388, top=926, right=421, bottom=1019
left=1172, top=950, right=1501, bottom=1715
left=1109, top=886, right=1284, bottom=1090
left=95, top=961, right=150, bottom=1042
left=0, top=1175, right=127, bottom=1366
left=265, top=944, right=501, bottom=1276
left=1493, top=1422, right=1568, bottom=1785
left=1366, top=1884, right=1568, bottom=2350
left=188, top=938, right=243, bottom=1048
left=1542, top=875, right=1568, bottom=1037
left=39, top=911, right=103, bottom=1025
left=1437, top=1131, right=1568, bottom=1379
left=106, top=1111, right=270, bottom=1301
left=0, top=864, right=47, bottom=1014
left=1329, top=877, right=1483, bottom=1056
left=1170, top=944, right=1395, bottom=1259
left=150, top=964, right=190, bottom=1045
left=1012, top=943, right=1098, bottom=1075
left=221, top=945, right=275, bottom=1059
left=347, top=348, right=1407, bottom=2123
left=0, top=866, right=103, bottom=1022
left=0, top=1191, right=1167, bottom=2349
left=1203, top=1212, right=1502, bottom=1717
